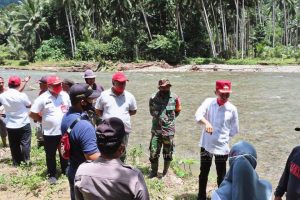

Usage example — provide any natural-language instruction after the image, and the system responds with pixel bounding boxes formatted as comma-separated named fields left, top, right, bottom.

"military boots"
left=148, top=162, right=158, bottom=178
left=162, top=161, right=171, bottom=176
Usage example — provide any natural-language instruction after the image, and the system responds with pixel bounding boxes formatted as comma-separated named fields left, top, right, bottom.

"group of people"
left=0, top=69, right=298, bottom=200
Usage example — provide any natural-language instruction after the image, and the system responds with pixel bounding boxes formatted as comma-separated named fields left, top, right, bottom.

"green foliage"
left=18, top=60, right=29, bottom=66
left=147, top=31, right=182, bottom=64
left=127, top=145, right=143, bottom=166
left=76, top=37, right=126, bottom=61
left=35, top=37, right=66, bottom=61
left=171, top=158, right=198, bottom=178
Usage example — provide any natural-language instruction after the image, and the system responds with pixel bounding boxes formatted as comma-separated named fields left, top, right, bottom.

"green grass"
left=185, top=57, right=300, bottom=65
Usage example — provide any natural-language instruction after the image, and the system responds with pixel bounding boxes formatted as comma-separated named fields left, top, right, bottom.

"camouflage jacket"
left=149, top=92, right=181, bottom=136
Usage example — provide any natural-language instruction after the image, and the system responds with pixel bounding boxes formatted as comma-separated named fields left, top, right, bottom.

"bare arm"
left=18, top=76, right=31, bottom=92
left=84, top=152, right=100, bottom=160
left=199, top=118, right=213, bottom=134
left=29, top=112, right=42, bottom=122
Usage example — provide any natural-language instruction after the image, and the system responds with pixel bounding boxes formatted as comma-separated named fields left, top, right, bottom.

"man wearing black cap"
left=74, top=117, right=149, bottom=200
left=61, top=83, right=101, bottom=200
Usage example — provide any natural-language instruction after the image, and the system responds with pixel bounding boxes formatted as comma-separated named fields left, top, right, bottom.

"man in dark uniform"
left=75, top=117, right=149, bottom=200
left=148, top=79, right=181, bottom=178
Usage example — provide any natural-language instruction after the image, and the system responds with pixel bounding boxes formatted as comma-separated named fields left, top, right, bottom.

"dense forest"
left=0, top=0, right=299, bottom=64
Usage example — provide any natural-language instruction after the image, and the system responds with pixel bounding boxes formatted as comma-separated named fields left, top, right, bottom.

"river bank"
left=1, top=61, right=300, bottom=73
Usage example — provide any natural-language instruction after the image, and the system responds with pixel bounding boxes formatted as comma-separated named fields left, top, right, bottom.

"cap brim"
left=219, top=89, right=232, bottom=93
left=83, top=75, right=96, bottom=79
left=159, top=84, right=172, bottom=87
left=88, top=90, right=101, bottom=99
left=114, top=78, right=128, bottom=82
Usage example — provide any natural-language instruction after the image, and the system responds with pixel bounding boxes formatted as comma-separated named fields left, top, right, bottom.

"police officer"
left=74, top=117, right=149, bottom=200
left=148, top=79, right=181, bottom=178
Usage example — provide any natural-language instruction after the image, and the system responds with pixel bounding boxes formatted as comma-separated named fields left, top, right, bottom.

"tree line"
left=0, top=0, right=299, bottom=64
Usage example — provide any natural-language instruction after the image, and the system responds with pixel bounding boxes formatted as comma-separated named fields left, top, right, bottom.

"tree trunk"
left=65, top=6, right=74, bottom=58
left=241, top=0, right=245, bottom=59
left=234, top=0, right=239, bottom=56
left=200, top=0, right=217, bottom=57
left=220, top=0, right=227, bottom=50
left=68, top=2, right=76, bottom=53
left=283, top=0, right=288, bottom=46
left=272, top=0, right=276, bottom=47
left=140, top=6, right=152, bottom=41
left=175, top=3, right=186, bottom=57
left=210, top=1, right=221, bottom=53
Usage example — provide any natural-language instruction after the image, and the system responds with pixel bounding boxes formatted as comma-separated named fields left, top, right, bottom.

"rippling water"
left=1, top=69, right=300, bottom=185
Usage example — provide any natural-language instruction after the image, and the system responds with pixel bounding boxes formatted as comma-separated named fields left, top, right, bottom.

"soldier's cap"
left=63, top=78, right=75, bottom=87
left=158, top=78, right=172, bottom=88
left=69, top=83, right=100, bottom=102
left=96, top=117, right=126, bottom=145
left=37, top=76, right=48, bottom=84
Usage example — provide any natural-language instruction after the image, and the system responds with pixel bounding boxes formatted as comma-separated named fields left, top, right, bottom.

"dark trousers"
left=43, top=135, right=68, bottom=177
left=7, top=123, right=32, bottom=166
left=198, top=148, right=228, bottom=200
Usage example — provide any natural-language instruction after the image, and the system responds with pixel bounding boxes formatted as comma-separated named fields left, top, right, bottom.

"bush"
left=76, top=37, right=126, bottom=61
left=18, top=60, right=29, bottom=66
left=147, top=31, right=182, bottom=64
left=35, top=37, right=66, bottom=61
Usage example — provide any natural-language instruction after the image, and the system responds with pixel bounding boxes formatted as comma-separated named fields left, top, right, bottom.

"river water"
left=1, top=69, right=300, bottom=185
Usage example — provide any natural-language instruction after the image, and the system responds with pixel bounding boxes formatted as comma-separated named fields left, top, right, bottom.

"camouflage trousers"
left=149, top=133, right=174, bottom=163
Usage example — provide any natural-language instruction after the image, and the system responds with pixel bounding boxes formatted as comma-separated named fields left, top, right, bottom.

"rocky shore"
left=2, top=61, right=300, bottom=73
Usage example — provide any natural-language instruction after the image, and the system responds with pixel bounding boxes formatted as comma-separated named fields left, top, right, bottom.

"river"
left=1, top=69, right=300, bottom=186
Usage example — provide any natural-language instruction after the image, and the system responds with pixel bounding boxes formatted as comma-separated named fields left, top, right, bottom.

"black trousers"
left=7, top=123, right=32, bottom=166
left=198, top=147, right=228, bottom=199
left=43, top=135, right=68, bottom=177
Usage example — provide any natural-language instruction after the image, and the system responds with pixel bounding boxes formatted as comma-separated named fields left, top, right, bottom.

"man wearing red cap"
left=95, top=72, right=137, bottom=162
left=195, top=80, right=239, bottom=200
left=30, top=75, right=71, bottom=185
left=0, top=76, right=32, bottom=166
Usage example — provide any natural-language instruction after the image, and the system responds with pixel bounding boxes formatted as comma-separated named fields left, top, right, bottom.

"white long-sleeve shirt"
left=195, top=98, right=239, bottom=155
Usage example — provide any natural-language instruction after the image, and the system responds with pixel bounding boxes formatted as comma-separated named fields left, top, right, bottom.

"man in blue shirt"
left=61, top=83, right=101, bottom=200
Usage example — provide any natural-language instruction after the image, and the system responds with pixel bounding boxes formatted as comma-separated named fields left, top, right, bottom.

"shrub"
left=35, top=37, right=66, bottom=61
left=18, top=60, right=29, bottom=66
left=147, top=31, right=182, bottom=64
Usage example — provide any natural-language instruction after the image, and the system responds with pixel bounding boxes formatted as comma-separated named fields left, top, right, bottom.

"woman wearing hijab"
left=212, top=141, right=272, bottom=200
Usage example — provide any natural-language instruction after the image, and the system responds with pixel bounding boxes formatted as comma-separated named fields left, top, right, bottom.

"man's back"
left=75, top=158, right=149, bottom=200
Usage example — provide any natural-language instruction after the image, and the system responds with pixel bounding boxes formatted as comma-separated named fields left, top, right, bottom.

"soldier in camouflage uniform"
left=149, top=79, right=181, bottom=178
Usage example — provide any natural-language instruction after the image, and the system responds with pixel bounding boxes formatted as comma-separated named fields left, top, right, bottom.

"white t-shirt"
left=0, top=88, right=31, bottom=128
left=195, top=98, right=239, bottom=155
left=31, top=91, right=70, bottom=136
left=95, top=89, right=137, bottom=133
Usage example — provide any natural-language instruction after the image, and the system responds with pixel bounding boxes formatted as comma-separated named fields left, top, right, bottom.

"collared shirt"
left=75, top=157, right=149, bottom=200
left=195, top=98, right=239, bottom=155
left=95, top=88, right=137, bottom=133
left=149, top=92, right=181, bottom=136
left=0, top=88, right=31, bottom=128
left=31, top=91, right=71, bottom=136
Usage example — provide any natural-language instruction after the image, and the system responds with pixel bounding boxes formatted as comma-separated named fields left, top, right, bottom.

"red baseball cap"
left=8, top=76, right=21, bottom=87
left=112, top=72, right=128, bottom=82
left=216, top=80, right=232, bottom=93
left=47, top=75, right=62, bottom=85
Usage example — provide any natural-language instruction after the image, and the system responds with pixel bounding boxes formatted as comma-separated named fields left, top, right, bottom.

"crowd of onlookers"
left=0, top=69, right=299, bottom=200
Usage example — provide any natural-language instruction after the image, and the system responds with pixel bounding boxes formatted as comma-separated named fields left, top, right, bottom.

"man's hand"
left=24, top=76, right=31, bottom=83
left=205, top=122, right=213, bottom=134
left=274, top=197, right=282, bottom=200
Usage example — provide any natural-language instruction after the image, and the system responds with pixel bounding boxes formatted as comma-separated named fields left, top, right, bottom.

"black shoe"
left=148, top=171, right=157, bottom=179
left=48, top=177, right=57, bottom=185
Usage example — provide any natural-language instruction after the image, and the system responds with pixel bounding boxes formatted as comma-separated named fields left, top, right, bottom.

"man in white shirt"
left=30, top=75, right=71, bottom=185
left=95, top=72, right=137, bottom=162
left=195, top=80, right=239, bottom=200
left=0, top=76, right=32, bottom=166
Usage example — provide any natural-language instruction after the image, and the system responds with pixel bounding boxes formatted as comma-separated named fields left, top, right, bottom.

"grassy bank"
left=0, top=134, right=212, bottom=200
